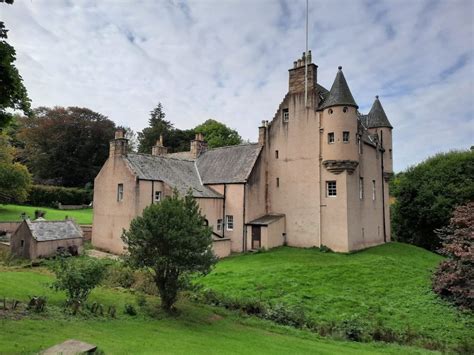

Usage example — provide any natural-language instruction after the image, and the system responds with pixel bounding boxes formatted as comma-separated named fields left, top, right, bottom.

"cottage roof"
left=319, top=67, right=358, bottom=110
left=196, top=143, right=262, bottom=184
left=26, top=220, right=82, bottom=242
left=365, top=96, right=393, bottom=128
left=125, top=153, right=222, bottom=198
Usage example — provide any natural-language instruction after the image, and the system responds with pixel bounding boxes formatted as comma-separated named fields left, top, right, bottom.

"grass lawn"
left=0, top=268, right=429, bottom=354
left=197, top=243, right=473, bottom=351
left=0, top=204, right=93, bottom=224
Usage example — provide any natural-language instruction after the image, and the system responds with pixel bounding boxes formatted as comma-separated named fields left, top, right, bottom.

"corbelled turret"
left=319, top=66, right=358, bottom=110
left=366, top=96, right=392, bottom=128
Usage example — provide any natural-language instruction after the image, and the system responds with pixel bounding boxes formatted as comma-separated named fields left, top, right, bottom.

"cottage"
left=92, top=51, right=393, bottom=256
left=10, top=219, right=83, bottom=259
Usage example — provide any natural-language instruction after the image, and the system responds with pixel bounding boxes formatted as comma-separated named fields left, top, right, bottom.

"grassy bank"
left=0, top=269, right=428, bottom=354
left=0, top=204, right=93, bottom=224
left=197, top=243, right=473, bottom=351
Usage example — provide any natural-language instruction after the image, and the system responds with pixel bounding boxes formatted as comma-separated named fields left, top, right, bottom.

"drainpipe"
left=318, top=112, right=323, bottom=247
left=380, top=131, right=387, bottom=243
left=151, top=180, right=154, bottom=204
left=243, top=185, right=246, bottom=252
left=222, top=185, right=226, bottom=239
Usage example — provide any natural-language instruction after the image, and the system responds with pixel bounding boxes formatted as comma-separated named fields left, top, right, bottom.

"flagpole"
left=305, top=0, right=309, bottom=108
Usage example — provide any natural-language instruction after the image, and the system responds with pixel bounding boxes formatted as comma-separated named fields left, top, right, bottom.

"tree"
left=432, top=202, right=473, bottom=310
left=122, top=190, right=217, bottom=312
left=17, top=106, right=116, bottom=187
left=0, top=0, right=31, bottom=130
left=138, top=103, right=174, bottom=153
left=194, top=119, right=242, bottom=148
left=392, top=150, right=474, bottom=251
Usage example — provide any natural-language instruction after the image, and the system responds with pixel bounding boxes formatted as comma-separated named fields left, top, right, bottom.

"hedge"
left=26, top=185, right=93, bottom=208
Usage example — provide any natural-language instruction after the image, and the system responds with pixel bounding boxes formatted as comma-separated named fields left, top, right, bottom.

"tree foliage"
left=194, top=119, right=242, bottom=148
left=432, top=202, right=473, bottom=310
left=391, top=150, right=474, bottom=251
left=0, top=0, right=31, bottom=130
left=122, top=190, right=217, bottom=312
left=138, top=103, right=174, bottom=153
left=17, top=106, right=116, bottom=187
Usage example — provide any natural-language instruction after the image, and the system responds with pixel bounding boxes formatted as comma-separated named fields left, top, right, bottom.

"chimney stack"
left=152, top=134, right=168, bottom=156
left=190, top=133, right=208, bottom=158
left=258, top=120, right=267, bottom=146
left=288, top=50, right=317, bottom=96
left=110, top=128, right=128, bottom=158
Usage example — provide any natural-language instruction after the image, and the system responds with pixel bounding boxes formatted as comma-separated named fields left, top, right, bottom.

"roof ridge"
left=203, top=142, right=258, bottom=152
left=128, top=152, right=195, bottom=162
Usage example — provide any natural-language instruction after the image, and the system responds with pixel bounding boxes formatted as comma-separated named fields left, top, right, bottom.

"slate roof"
left=26, top=220, right=82, bottom=242
left=319, top=67, right=358, bottom=110
left=365, top=96, right=393, bottom=128
left=125, top=154, right=222, bottom=198
left=248, top=214, right=285, bottom=226
left=196, top=144, right=262, bottom=184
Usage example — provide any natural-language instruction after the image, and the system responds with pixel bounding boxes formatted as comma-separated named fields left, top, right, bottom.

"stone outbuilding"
left=10, top=219, right=83, bottom=259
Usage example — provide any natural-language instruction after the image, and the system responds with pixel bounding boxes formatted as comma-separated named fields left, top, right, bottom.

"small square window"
left=117, top=184, right=124, bottom=201
left=326, top=181, right=337, bottom=197
left=226, top=215, right=234, bottom=231
left=217, top=219, right=223, bottom=231
left=343, top=131, right=350, bottom=143
left=154, top=191, right=161, bottom=203
left=282, top=108, right=289, bottom=122
left=275, top=150, right=279, bottom=159
left=328, top=132, right=335, bottom=144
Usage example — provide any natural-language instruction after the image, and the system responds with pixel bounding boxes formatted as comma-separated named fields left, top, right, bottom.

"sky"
left=2, top=0, right=473, bottom=172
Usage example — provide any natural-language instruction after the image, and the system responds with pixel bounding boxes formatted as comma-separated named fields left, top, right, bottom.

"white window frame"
left=117, top=183, right=124, bottom=201
left=326, top=181, right=337, bottom=197
left=372, top=180, right=376, bottom=200
left=226, top=215, right=234, bottom=231
left=343, top=131, right=350, bottom=143
left=154, top=191, right=161, bottom=203
left=282, top=108, right=289, bottom=122
left=359, top=177, right=364, bottom=199
left=217, top=218, right=223, bottom=231
left=328, top=132, right=335, bottom=144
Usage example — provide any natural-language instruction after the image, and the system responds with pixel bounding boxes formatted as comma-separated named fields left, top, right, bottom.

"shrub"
left=433, top=202, right=474, bottom=310
left=391, top=150, right=474, bottom=251
left=27, top=296, right=46, bottom=313
left=50, top=257, right=107, bottom=305
left=124, top=304, right=137, bottom=316
left=26, top=184, right=92, bottom=208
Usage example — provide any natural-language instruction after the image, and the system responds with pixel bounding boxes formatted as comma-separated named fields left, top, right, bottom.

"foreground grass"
left=0, top=204, right=93, bottom=224
left=197, top=243, right=473, bottom=350
left=0, top=268, right=430, bottom=354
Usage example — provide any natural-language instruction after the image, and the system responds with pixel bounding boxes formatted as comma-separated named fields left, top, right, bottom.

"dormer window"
left=343, top=131, right=350, bottom=143
left=328, top=132, right=335, bottom=144
left=282, top=108, right=289, bottom=122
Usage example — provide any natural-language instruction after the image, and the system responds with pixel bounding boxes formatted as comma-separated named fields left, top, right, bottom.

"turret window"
left=343, top=106, right=348, bottom=113
left=326, top=181, right=337, bottom=197
left=343, top=131, right=350, bottom=143
left=282, top=108, right=289, bottom=122
left=389, top=149, right=392, bottom=159
left=328, top=109, right=333, bottom=115
left=359, top=177, right=364, bottom=199
left=275, top=150, right=279, bottom=159
left=328, top=132, right=335, bottom=144
left=372, top=180, right=376, bottom=200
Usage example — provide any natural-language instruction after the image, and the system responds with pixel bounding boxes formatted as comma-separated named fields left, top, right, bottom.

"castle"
left=92, top=52, right=394, bottom=257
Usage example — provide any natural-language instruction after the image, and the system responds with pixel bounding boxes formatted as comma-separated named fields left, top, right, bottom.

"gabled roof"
left=319, top=67, right=358, bottom=110
left=196, top=144, right=262, bottom=184
left=25, top=220, right=82, bottom=242
left=125, top=154, right=222, bottom=198
left=365, top=96, right=393, bottom=128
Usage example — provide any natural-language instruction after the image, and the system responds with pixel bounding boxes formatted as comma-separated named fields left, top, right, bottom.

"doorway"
left=251, top=226, right=261, bottom=249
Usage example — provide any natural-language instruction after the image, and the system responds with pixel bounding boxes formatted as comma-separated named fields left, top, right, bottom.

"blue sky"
left=2, top=0, right=473, bottom=172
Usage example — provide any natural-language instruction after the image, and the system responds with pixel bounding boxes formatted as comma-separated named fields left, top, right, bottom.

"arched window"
left=343, top=106, right=348, bottom=113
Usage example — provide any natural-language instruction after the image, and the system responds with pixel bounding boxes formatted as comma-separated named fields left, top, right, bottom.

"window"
left=275, top=150, right=279, bottom=159
left=20, top=240, right=24, bottom=247
left=217, top=219, right=223, bottom=231
left=389, top=149, right=392, bottom=159
left=343, top=131, right=350, bottom=143
left=326, top=181, right=337, bottom=197
left=328, top=108, right=333, bottom=115
left=276, top=177, right=280, bottom=187
left=117, top=184, right=124, bottom=201
left=226, top=215, right=234, bottom=231
left=372, top=180, right=376, bottom=200
left=343, top=106, right=348, bottom=113
left=282, top=108, right=289, bottom=122
left=328, top=132, right=335, bottom=144
left=359, top=177, right=364, bottom=199
left=358, top=135, right=363, bottom=154
left=154, top=191, right=161, bottom=203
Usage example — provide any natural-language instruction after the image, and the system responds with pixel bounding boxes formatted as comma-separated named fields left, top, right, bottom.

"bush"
left=26, top=184, right=93, bottom=208
left=433, top=202, right=474, bottom=310
left=391, top=150, right=474, bottom=251
left=50, top=257, right=107, bottom=305
left=124, top=304, right=137, bottom=316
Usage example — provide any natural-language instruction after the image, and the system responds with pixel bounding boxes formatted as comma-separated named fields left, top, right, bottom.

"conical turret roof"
left=319, top=66, right=358, bottom=109
left=366, top=96, right=392, bottom=128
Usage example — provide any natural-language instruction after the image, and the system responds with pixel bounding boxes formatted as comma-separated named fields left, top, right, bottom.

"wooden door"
left=252, top=226, right=261, bottom=249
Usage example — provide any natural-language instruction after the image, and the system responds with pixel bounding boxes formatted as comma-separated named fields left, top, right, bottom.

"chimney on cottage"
left=109, top=128, right=128, bottom=158
left=258, top=120, right=267, bottom=146
left=152, top=135, right=168, bottom=156
left=190, top=133, right=208, bottom=158
left=288, top=50, right=317, bottom=95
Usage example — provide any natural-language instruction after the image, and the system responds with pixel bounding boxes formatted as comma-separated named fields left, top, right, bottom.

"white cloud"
left=3, top=0, right=473, bottom=171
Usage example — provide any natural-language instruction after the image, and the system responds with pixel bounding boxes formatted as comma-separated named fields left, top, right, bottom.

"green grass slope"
left=0, top=204, right=93, bottom=224
left=0, top=269, right=429, bottom=354
left=197, top=243, right=473, bottom=349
